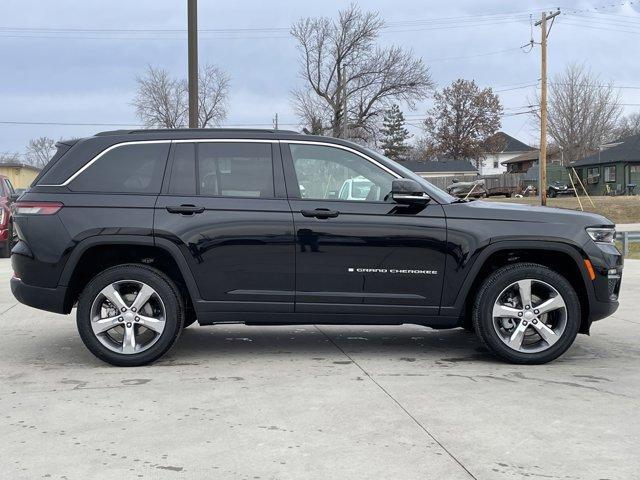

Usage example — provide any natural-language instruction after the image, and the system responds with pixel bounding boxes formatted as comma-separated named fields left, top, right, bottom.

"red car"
left=0, top=175, right=19, bottom=257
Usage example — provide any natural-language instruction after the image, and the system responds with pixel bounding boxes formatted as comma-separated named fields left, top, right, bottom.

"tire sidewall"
left=77, top=265, right=183, bottom=366
left=474, top=264, right=581, bottom=364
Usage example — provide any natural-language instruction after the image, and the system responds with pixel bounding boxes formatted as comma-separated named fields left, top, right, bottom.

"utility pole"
left=341, top=63, right=348, bottom=139
left=535, top=9, right=560, bottom=206
left=273, top=113, right=279, bottom=130
left=187, top=0, right=198, bottom=128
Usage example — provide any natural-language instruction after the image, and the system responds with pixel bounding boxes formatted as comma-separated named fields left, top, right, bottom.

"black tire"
left=548, top=189, right=557, bottom=198
left=77, top=264, right=184, bottom=366
left=0, top=222, right=14, bottom=258
left=0, top=240, right=9, bottom=258
left=472, top=262, right=581, bottom=364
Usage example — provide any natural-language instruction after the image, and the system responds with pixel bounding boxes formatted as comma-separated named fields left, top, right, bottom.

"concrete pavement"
left=1, top=259, right=639, bottom=479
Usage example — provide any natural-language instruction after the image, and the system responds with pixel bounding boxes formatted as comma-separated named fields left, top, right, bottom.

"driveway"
left=1, top=258, right=638, bottom=479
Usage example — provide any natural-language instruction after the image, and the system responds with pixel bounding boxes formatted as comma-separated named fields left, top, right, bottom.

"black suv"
left=10, top=129, right=623, bottom=366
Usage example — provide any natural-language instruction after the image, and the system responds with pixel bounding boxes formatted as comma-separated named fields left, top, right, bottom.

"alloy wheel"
left=492, top=279, right=567, bottom=354
left=89, top=280, right=166, bottom=354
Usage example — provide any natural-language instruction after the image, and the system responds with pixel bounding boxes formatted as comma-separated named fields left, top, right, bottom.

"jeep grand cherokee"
left=10, top=129, right=623, bottom=366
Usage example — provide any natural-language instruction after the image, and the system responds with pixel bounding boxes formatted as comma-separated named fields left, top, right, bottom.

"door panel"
left=283, top=142, right=447, bottom=316
left=289, top=199, right=447, bottom=315
left=154, top=141, right=295, bottom=312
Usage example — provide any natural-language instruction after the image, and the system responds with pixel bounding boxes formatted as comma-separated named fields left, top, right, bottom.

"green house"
left=570, top=134, right=640, bottom=196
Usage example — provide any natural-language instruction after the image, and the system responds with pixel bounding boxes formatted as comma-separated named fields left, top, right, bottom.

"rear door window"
left=197, top=143, right=274, bottom=198
left=69, top=143, right=170, bottom=194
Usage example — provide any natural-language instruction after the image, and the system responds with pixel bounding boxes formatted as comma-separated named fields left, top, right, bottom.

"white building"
left=477, top=132, right=535, bottom=175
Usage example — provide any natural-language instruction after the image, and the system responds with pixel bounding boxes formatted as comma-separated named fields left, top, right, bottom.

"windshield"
left=362, top=147, right=457, bottom=204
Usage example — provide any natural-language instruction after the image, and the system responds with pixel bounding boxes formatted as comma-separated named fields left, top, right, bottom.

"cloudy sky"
left=2, top=0, right=640, bottom=155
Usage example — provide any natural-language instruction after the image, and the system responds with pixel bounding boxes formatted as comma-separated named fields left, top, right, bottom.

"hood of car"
left=449, top=200, right=613, bottom=227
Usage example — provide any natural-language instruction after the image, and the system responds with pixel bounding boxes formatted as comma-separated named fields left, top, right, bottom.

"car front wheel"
left=76, top=264, right=184, bottom=366
left=472, top=262, right=581, bottom=364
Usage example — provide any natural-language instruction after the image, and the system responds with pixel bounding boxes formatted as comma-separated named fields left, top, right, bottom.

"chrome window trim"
left=173, top=138, right=277, bottom=144
left=281, top=140, right=401, bottom=178
left=41, top=138, right=400, bottom=187
left=41, top=140, right=172, bottom=187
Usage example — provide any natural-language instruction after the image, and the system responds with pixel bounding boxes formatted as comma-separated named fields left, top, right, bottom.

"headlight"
left=586, top=227, right=616, bottom=244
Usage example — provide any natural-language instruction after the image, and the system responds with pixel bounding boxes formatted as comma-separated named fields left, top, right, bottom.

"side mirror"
left=391, top=179, right=430, bottom=205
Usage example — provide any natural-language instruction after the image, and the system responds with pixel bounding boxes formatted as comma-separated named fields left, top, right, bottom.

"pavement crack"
left=0, top=303, right=18, bottom=316
left=313, top=325, right=478, bottom=480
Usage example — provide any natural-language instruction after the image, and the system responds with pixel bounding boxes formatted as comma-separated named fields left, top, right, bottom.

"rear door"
left=283, top=141, right=447, bottom=317
left=154, top=140, right=295, bottom=313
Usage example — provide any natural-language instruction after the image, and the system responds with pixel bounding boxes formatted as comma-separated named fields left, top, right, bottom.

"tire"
left=472, top=262, right=581, bottom=364
left=0, top=240, right=9, bottom=258
left=548, top=189, right=557, bottom=198
left=77, top=264, right=184, bottom=366
left=0, top=222, right=14, bottom=258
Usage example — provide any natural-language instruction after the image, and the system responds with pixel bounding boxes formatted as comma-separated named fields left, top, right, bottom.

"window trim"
left=42, top=138, right=399, bottom=190
left=282, top=140, right=401, bottom=179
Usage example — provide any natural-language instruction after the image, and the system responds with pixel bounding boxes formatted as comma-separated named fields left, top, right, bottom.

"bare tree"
left=615, top=111, right=640, bottom=139
left=133, top=64, right=229, bottom=129
left=197, top=64, right=230, bottom=127
left=0, top=152, right=22, bottom=164
left=291, top=4, right=433, bottom=141
left=538, top=63, right=622, bottom=164
left=25, top=137, right=57, bottom=168
left=422, top=79, right=503, bottom=163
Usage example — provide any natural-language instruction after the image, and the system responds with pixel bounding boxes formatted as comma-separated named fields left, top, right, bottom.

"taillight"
left=13, top=201, right=63, bottom=215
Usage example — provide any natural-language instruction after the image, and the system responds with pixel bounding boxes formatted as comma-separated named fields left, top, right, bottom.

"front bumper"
left=10, top=276, right=69, bottom=314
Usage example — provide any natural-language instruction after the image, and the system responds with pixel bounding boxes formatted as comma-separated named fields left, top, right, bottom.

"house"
left=401, top=159, right=478, bottom=179
left=0, top=162, right=41, bottom=189
left=478, top=132, right=535, bottom=175
left=570, top=134, right=640, bottom=196
left=501, top=147, right=562, bottom=174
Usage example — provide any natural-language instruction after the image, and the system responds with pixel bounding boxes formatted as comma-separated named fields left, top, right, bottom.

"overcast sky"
left=2, top=0, right=640, bottom=155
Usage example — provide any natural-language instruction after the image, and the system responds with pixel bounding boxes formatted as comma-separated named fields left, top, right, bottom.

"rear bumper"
left=10, top=276, right=69, bottom=314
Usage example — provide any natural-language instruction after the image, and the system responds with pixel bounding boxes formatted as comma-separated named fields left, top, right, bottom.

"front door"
left=154, top=140, right=295, bottom=313
left=282, top=142, right=447, bottom=316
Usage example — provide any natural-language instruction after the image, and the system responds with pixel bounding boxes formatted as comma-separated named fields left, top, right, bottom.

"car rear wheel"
left=77, top=264, right=184, bottom=366
left=472, top=262, right=581, bottom=364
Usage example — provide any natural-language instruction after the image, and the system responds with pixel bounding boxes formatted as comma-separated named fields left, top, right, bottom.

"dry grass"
left=484, top=195, right=640, bottom=224
left=616, top=241, right=640, bottom=260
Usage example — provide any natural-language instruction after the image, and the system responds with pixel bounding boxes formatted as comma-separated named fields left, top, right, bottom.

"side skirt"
left=196, top=311, right=460, bottom=329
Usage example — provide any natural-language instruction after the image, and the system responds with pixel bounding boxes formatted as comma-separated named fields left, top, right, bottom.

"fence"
left=423, top=173, right=525, bottom=194
left=424, top=174, right=477, bottom=191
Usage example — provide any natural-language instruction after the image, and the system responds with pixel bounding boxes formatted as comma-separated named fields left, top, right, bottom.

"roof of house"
left=401, top=159, right=478, bottom=174
left=0, top=162, right=41, bottom=172
left=488, top=132, right=535, bottom=153
left=572, top=134, right=640, bottom=167
left=501, top=146, right=561, bottom=165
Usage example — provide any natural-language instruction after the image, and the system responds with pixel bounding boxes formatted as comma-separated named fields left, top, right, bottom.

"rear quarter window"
left=69, top=143, right=170, bottom=194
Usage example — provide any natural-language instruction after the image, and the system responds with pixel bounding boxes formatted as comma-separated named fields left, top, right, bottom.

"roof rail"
left=95, top=128, right=300, bottom=136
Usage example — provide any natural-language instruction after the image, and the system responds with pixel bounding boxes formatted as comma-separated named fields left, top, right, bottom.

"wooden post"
left=539, top=12, right=548, bottom=206
left=188, top=0, right=198, bottom=128
left=535, top=10, right=560, bottom=206
left=341, top=63, right=348, bottom=139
